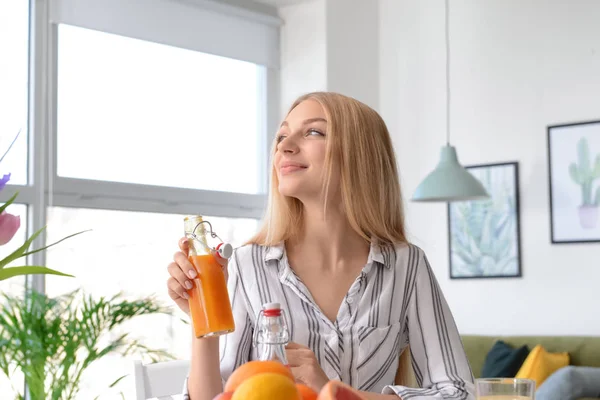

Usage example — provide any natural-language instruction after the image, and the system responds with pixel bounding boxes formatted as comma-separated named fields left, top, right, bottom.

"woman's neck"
left=287, top=202, right=370, bottom=272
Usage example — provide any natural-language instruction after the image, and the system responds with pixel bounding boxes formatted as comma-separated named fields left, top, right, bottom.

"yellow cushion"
left=515, top=344, right=569, bottom=387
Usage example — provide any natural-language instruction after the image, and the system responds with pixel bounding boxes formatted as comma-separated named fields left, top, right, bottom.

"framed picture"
left=548, top=120, right=600, bottom=243
left=447, top=162, right=522, bottom=279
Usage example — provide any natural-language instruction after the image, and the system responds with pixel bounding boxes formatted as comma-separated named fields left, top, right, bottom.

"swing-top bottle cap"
left=263, top=302, right=280, bottom=311
left=215, top=243, right=233, bottom=259
left=262, top=302, right=282, bottom=317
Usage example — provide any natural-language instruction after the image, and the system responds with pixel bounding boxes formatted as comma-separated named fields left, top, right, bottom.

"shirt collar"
left=263, top=240, right=391, bottom=269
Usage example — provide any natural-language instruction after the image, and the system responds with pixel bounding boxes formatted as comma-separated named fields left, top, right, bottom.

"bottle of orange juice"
left=184, top=215, right=235, bottom=338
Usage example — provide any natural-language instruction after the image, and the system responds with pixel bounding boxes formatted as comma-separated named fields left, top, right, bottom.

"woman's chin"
left=278, top=184, right=309, bottom=200
left=278, top=186, right=301, bottom=198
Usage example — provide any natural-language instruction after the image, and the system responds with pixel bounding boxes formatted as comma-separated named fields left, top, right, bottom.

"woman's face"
left=274, top=100, right=336, bottom=203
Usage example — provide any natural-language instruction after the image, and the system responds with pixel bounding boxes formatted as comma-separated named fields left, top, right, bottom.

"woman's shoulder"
left=379, top=241, right=427, bottom=270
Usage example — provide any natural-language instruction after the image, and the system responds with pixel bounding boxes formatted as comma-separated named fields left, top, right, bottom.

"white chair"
left=133, top=359, right=190, bottom=400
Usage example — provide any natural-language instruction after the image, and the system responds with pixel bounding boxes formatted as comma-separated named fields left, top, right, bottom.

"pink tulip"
left=0, top=212, right=20, bottom=245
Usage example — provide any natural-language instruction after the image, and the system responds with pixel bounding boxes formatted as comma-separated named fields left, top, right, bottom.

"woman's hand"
left=166, top=237, right=229, bottom=314
left=286, top=342, right=330, bottom=393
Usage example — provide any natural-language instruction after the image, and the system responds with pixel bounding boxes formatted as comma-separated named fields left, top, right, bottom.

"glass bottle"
left=253, top=302, right=290, bottom=365
left=184, top=215, right=235, bottom=338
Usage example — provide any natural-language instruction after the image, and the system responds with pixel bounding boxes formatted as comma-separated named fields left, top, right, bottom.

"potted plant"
left=0, top=289, right=175, bottom=399
left=569, top=137, right=600, bottom=229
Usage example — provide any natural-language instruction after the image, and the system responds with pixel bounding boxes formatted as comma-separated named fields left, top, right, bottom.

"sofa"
left=461, top=335, right=600, bottom=399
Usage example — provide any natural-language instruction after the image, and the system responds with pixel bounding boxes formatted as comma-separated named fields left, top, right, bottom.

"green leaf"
left=108, top=374, right=128, bottom=388
left=0, top=228, right=89, bottom=269
left=569, top=163, right=581, bottom=184
left=0, top=266, right=74, bottom=281
left=18, top=229, right=91, bottom=260
left=0, top=191, right=19, bottom=214
left=478, top=210, right=494, bottom=253
left=593, top=154, right=600, bottom=179
left=577, top=137, right=591, bottom=175
left=0, top=226, right=45, bottom=269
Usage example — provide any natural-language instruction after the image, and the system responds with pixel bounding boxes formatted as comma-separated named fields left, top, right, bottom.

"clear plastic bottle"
left=253, top=302, right=290, bottom=365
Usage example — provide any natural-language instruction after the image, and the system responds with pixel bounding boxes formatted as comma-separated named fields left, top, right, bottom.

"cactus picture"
left=448, top=162, right=521, bottom=279
left=548, top=120, right=600, bottom=243
left=568, top=138, right=600, bottom=206
left=568, top=137, right=600, bottom=229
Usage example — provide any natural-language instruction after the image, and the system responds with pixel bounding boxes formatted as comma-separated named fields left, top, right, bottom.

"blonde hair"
left=248, top=91, right=407, bottom=247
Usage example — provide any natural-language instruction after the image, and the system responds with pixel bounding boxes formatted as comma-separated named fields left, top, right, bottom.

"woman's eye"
left=276, top=134, right=286, bottom=143
left=306, top=129, right=325, bottom=137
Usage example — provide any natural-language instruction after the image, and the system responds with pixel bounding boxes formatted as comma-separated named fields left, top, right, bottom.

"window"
left=0, top=0, right=29, bottom=184
left=1, top=0, right=279, bottom=398
left=0, top=0, right=29, bottom=395
left=45, top=207, right=258, bottom=398
left=56, top=25, right=265, bottom=194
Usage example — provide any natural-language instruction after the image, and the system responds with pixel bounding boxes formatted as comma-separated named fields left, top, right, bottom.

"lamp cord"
left=445, top=0, right=450, bottom=145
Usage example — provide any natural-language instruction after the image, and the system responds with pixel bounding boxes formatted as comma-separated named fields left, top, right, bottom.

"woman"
left=167, top=92, right=475, bottom=399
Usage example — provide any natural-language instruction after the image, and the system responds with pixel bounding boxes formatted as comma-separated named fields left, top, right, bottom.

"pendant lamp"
left=411, top=0, right=489, bottom=202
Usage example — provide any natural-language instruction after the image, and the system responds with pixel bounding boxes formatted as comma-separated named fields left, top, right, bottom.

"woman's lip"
left=280, top=165, right=307, bottom=174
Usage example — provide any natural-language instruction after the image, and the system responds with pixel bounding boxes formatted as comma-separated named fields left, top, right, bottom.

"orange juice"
left=184, top=215, right=235, bottom=338
left=187, top=254, right=235, bottom=337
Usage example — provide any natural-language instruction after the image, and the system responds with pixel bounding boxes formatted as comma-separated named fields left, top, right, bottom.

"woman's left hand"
left=286, top=342, right=329, bottom=392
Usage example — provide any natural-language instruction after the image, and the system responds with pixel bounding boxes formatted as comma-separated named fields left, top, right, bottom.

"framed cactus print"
left=447, top=162, right=522, bottom=279
left=548, top=120, right=600, bottom=243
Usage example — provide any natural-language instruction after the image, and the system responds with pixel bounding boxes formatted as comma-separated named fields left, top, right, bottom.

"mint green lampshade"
left=412, top=145, right=489, bottom=202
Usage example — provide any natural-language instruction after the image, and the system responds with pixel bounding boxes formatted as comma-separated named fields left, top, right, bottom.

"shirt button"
left=347, top=297, right=354, bottom=304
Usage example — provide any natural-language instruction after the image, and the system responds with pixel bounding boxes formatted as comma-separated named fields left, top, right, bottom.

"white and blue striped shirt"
left=184, top=242, right=475, bottom=399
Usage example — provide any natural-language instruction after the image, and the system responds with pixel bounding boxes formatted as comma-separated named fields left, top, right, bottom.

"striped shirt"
left=183, top=242, right=475, bottom=399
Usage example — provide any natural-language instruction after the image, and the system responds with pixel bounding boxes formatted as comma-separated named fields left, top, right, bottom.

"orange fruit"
left=231, top=372, right=301, bottom=400
left=317, top=381, right=365, bottom=400
left=212, top=392, right=233, bottom=400
left=224, top=360, right=295, bottom=392
left=297, top=383, right=318, bottom=400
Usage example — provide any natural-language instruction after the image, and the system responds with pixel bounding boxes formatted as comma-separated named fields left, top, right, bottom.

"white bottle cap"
left=216, top=243, right=233, bottom=259
left=263, top=302, right=281, bottom=310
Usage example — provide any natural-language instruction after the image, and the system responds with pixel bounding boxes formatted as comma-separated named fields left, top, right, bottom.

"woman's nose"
left=278, top=136, right=299, bottom=154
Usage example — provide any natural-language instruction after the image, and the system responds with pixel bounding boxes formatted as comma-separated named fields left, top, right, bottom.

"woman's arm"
left=187, top=336, right=223, bottom=399
left=382, top=247, right=475, bottom=399
left=185, top=252, right=254, bottom=400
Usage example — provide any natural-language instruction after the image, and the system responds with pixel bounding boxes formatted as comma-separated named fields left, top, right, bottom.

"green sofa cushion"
left=461, top=336, right=600, bottom=379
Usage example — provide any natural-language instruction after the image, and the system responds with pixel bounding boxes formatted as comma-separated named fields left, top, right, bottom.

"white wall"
left=379, top=0, right=600, bottom=336
left=278, top=0, right=380, bottom=114
left=280, top=0, right=600, bottom=336
left=326, top=0, right=379, bottom=109
left=279, top=0, right=327, bottom=115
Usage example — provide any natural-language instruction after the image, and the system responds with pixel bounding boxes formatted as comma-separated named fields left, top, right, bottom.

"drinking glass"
left=475, top=378, right=535, bottom=400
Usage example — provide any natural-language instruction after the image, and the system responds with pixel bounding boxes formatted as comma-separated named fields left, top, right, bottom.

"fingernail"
left=185, top=281, right=193, bottom=290
left=183, top=292, right=190, bottom=300
left=188, top=269, right=197, bottom=278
